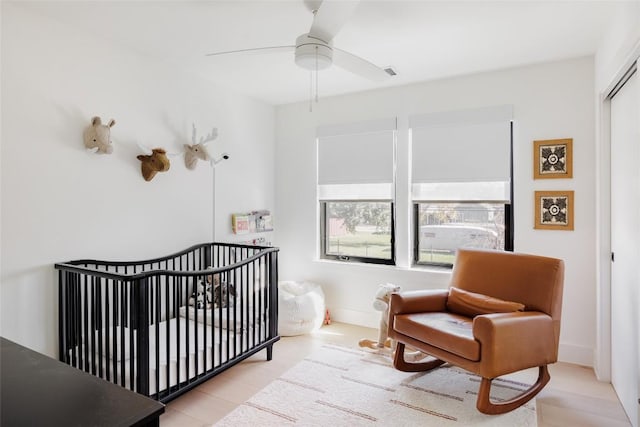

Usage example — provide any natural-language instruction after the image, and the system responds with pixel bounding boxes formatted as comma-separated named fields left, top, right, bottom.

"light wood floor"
left=160, top=322, right=631, bottom=426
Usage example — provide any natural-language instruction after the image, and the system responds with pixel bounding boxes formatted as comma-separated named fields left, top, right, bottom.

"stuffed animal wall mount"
left=83, top=116, right=115, bottom=154
left=137, top=144, right=171, bottom=182
left=359, top=283, right=427, bottom=362
left=184, top=124, right=217, bottom=170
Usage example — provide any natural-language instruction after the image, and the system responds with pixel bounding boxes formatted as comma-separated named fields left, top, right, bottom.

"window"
left=317, top=119, right=396, bottom=265
left=321, top=201, right=394, bottom=264
left=414, top=202, right=508, bottom=267
left=410, top=106, right=514, bottom=267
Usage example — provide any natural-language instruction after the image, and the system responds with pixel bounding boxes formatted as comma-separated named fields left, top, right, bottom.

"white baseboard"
left=558, top=343, right=594, bottom=367
left=330, top=308, right=379, bottom=330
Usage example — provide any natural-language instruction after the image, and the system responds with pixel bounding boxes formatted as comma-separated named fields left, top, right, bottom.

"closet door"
left=610, top=68, right=640, bottom=427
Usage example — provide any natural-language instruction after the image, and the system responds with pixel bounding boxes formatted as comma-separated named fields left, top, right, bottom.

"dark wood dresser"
left=1, top=337, right=164, bottom=426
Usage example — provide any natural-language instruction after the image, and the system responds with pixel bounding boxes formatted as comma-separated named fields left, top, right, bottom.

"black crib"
left=55, top=242, right=279, bottom=403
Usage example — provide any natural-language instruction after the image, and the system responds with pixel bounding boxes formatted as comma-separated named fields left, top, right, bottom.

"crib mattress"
left=70, top=317, right=266, bottom=395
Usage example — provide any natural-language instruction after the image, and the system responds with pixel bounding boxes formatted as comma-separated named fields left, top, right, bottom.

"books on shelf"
left=231, top=214, right=250, bottom=234
left=232, top=210, right=273, bottom=234
left=239, top=236, right=271, bottom=246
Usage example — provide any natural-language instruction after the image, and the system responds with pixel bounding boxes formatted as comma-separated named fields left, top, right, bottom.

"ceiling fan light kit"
left=295, top=34, right=333, bottom=70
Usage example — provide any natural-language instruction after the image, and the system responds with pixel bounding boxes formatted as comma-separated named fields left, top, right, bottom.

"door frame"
left=596, top=40, right=640, bottom=383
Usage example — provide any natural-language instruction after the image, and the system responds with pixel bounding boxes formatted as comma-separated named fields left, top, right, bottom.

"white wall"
left=276, top=57, right=596, bottom=366
left=595, top=2, right=640, bottom=93
left=0, top=3, right=275, bottom=357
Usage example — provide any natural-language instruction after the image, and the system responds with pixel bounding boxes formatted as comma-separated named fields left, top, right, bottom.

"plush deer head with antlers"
left=137, top=148, right=170, bottom=181
left=184, top=124, right=217, bottom=170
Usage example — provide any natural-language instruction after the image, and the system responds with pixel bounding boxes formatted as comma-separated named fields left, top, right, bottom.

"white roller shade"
left=410, top=106, right=512, bottom=201
left=318, top=118, right=396, bottom=200
left=411, top=181, right=510, bottom=202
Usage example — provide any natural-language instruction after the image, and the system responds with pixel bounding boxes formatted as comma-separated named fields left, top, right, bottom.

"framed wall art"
left=534, top=190, right=574, bottom=230
left=533, top=138, right=573, bottom=179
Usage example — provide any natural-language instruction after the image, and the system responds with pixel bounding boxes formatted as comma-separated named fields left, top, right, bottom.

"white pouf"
left=278, top=281, right=325, bottom=336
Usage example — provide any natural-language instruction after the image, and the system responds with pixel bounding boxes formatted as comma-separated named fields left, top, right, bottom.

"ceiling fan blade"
left=308, top=0, right=360, bottom=42
left=205, top=45, right=294, bottom=57
left=333, top=48, right=391, bottom=82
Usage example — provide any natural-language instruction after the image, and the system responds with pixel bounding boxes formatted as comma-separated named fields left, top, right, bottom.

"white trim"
left=558, top=343, right=595, bottom=367
left=595, top=38, right=640, bottom=382
left=329, top=307, right=379, bottom=330
left=602, top=38, right=640, bottom=97
left=595, top=97, right=612, bottom=381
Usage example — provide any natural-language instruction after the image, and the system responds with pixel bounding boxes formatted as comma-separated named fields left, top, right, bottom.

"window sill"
left=313, top=258, right=452, bottom=276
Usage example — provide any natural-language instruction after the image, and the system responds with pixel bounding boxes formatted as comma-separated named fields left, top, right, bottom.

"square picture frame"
left=533, top=138, right=573, bottom=179
left=534, top=190, right=574, bottom=230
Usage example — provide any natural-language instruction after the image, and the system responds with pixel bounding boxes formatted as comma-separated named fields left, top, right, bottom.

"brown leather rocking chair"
left=388, top=248, right=564, bottom=414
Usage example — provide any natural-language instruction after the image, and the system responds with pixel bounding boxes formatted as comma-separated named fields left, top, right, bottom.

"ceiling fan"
left=205, top=0, right=392, bottom=82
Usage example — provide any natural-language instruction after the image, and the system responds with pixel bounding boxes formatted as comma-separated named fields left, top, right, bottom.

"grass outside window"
left=321, top=201, right=394, bottom=265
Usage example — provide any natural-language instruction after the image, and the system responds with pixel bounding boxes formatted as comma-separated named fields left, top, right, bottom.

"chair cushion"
left=446, top=287, right=525, bottom=318
left=393, top=312, right=480, bottom=361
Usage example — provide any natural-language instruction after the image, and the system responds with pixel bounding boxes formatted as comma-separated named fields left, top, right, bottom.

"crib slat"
left=103, top=277, right=107, bottom=377
left=58, top=270, right=65, bottom=362
left=98, top=277, right=104, bottom=378
left=208, top=289, right=214, bottom=371
left=217, top=295, right=223, bottom=369
left=90, top=276, right=96, bottom=376
left=120, top=281, right=126, bottom=388
left=165, top=275, right=171, bottom=399
left=68, top=273, right=74, bottom=366
left=228, top=270, right=235, bottom=360
left=155, top=275, right=160, bottom=399
left=68, top=273, right=73, bottom=366
left=239, top=264, right=245, bottom=354
left=201, top=274, right=207, bottom=375
left=83, top=276, right=89, bottom=373
left=176, top=278, right=182, bottom=393
left=70, top=272, right=76, bottom=361
left=269, top=251, right=279, bottom=361
left=135, top=278, right=150, bottom=396
left=253, top=259, right=258, bottom=347
left=106, top=278, right=112, bottom=382
left=259, top=258, right=264, bottom=343
left=194, top=275, right=200, bottom=382
left=184, top=275, right=190, bottom=388
left=128, top=283, right=135, bottom=392
left=250, top=259, right=254, bottom=347
left=111, top=279, right=117, bottom=385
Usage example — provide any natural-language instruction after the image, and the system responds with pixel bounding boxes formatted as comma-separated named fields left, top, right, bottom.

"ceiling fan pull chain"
left=315, top=46, right=319, bottom=103
left=309, top=70, right=313, bottom=112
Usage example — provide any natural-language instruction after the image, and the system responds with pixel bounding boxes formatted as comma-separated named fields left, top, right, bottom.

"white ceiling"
left=21, top=0, right=621, bottom=105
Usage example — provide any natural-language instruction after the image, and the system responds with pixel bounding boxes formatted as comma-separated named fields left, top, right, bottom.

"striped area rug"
left=215, top=344, right=537, bottom=426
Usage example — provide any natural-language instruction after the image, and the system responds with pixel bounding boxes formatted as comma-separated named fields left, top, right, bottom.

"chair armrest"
left=389, top=290, right=449, bottom=315
left=473, top=311, right=558, bottom=378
